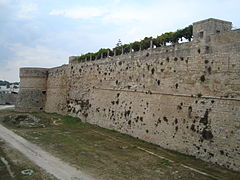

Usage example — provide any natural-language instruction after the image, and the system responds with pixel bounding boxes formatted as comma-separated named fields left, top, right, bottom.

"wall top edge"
left=193, top=18, right=232, bottom=25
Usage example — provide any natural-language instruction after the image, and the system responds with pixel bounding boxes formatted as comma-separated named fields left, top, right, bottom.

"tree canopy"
left=73, top=25, right=193, bottom=62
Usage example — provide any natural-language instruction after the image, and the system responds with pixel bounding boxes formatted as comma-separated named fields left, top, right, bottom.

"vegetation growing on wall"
left=0, top=80, right=19, bottom=87
left=73, top=25, right=193, bottom=62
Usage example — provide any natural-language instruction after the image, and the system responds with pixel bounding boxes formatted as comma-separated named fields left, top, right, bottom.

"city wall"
left=0, top=93, right=17, bottom=105
left=16, top=19, right=240, bottom=171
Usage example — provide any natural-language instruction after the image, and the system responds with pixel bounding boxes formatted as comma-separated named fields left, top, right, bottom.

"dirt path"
left=0, top=124, right=95, bottom=180
left=0, top=105, right=14, bottom=110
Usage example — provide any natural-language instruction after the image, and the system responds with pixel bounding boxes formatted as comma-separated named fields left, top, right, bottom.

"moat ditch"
left=0, top=109, right=239, bottom=180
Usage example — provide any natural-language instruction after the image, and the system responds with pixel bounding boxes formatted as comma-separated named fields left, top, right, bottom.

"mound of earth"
left=0, top=114, right=45, bottom=128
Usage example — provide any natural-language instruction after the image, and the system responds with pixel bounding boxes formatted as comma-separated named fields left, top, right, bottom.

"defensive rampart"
left=0, top=92, right=17, bottom=105
left=16, top=18, right=240, bottom=172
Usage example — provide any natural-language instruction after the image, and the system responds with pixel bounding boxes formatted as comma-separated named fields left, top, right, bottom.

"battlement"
left=19, top=67, right=48, bottom=78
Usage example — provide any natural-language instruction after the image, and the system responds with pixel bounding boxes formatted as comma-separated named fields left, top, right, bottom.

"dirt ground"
left=0, top=108, right=240, bottom=180
left=0, top=138, right=56, bottom=180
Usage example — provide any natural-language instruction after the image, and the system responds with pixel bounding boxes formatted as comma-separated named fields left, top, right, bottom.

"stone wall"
left=17, top=18, right=240, bottom=172
left=16, top=68, right=48, bottom=112
left=0, top=92, right=17, bottom=105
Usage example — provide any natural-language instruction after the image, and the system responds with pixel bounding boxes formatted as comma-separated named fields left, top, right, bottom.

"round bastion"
left=16, top=67, right=48, bottom=112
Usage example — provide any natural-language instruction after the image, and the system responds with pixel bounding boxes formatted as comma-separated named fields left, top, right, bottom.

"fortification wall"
left=17, top=18, right=240, bottom=171
left=0, top=93, right=17, bottom=105
left=45, top=65, right=69, bottom=113
left=43, top=29, right=240, bottom=171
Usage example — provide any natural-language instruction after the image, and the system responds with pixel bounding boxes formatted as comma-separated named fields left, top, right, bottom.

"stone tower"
left=193, top=18, right=232, bottom=43
left=16, top=68, right=48, bottom=112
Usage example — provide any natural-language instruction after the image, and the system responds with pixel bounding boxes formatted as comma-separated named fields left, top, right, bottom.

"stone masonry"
left=16, top=18, right=240, bottom=172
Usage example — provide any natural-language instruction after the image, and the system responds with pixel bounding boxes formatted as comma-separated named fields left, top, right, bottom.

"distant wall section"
left=0, top=93, right=17, bottom=105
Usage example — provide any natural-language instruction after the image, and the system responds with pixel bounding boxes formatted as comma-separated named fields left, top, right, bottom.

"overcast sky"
left=0, top=0, right=239, bottom=82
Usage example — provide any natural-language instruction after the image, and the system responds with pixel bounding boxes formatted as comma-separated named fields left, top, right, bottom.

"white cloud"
left=102, top=8, right=148, bottom=24
left=0, top=0, right=10, bottom=5
left=17, top=2, right=38, bottom=19
left=49, top=7, right=104, bottom=19
left=0, top=43, right=69, bottom=81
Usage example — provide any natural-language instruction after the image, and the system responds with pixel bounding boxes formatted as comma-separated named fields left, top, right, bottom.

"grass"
left=0, top=109, right=240, bottom=180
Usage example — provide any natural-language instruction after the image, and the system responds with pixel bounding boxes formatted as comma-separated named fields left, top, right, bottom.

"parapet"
left=19, top=67, right=48, bottom=78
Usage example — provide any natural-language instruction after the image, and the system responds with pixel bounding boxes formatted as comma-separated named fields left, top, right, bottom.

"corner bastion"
left=16, top=18, right=240, bottom=172
left=16, top=67, right=48, bottom=112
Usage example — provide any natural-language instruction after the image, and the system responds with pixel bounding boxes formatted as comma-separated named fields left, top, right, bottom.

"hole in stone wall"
left=198, top=49, right=201, bottom=54
left=205, top=46, right=210, bottom=53
left=175, top=83, right=179, bottom=89
left=200, top=75, right=205, bottom=82
left=151, top=68, right=155, bottom=75
left=188, top=106, right=192, bottom=118
left=207, top=67, right=212, bottom=74
left=163, top=116, right=168, bottom=122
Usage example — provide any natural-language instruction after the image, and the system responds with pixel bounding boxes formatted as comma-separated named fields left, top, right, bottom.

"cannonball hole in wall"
left=198, top=49, right=201, bottom=54
left=42, top=91, right=46, bottom=94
